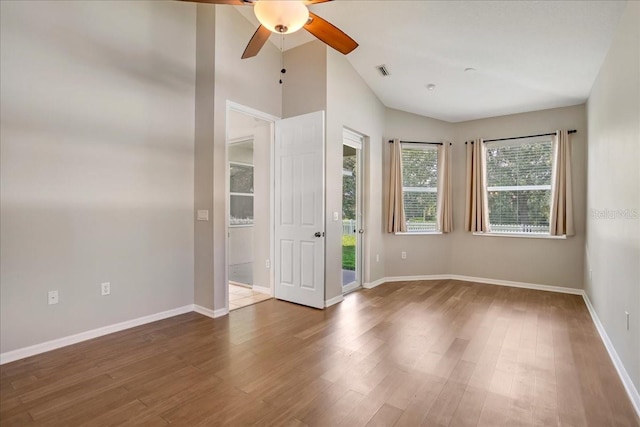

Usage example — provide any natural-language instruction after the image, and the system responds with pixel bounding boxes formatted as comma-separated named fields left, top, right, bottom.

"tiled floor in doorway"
left=229, top=283, right=271, bottom=311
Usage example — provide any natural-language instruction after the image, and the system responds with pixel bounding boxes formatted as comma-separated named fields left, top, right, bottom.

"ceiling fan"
left=180, top=0, right=358, bottom=59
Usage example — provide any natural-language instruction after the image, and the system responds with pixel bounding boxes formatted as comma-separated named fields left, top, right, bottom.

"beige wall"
left=252, top=121, right=272, bottom=292
left=383, top=109, right=456, bottom=277
left=208, top=6, right=282, bottom=311
left=0, top=1, right=197, bottom=353
left=586, top=1, right=640, bottom=392
left=194, top=4, right=216, bottom=311
left=326, top=50, right=386, bottom=300
left=382, top=105, right=587, bottom=289
left=452, top=105, right=587, bottom=288
left=282, top=41, right=327, bottom=119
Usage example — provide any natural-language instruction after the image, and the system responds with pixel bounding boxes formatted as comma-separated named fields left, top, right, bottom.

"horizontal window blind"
left=229, top=162, right=254, bottom=226
left=401, top=144, right=438, bottom=232
left=485, top=140, right=552, bottom=233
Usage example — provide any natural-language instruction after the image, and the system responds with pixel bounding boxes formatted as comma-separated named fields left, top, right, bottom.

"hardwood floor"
left=1, top=280, right=638, bottom=426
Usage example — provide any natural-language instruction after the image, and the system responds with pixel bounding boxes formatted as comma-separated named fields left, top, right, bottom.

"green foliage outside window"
left=485, top=142, right=552, bottom=232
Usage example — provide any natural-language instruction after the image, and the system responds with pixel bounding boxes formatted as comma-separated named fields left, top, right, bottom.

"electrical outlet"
left=48, top=290, right=59, bottom=305
left=333, top=212, right=339, bottom=221
left=101, top=282, right=111, bottom=296
left=625, top=311, right=630, bottom=330
left=401, top=251, right=407, bottom=260
left=265, top=259, right=270, bottom=269
left=589, top=269, right=593, bottom=281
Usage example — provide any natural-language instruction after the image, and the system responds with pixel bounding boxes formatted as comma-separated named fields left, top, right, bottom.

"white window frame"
left=479, top=136, right=558, bottom=238
left=229, top=161, right=254, bottom=227
left=397, top=143, right=441, bottom=235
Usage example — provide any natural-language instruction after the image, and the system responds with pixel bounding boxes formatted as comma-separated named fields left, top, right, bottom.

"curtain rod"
left=465, top=129, right=577, bottom=144
left=388, top=140, right=451, bottom=146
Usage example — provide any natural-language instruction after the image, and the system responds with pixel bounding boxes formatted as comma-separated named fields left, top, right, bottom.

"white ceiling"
left=236, top=1, right=626, bottom=122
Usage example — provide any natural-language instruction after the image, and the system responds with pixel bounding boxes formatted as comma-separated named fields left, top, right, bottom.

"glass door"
left=342, top=129, right=364, bottom=293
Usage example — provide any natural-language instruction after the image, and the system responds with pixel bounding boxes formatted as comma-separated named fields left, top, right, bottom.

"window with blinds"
left=401, top=144, right=438, bottom=232
left=485, top=138, right=553, bottom=234
left=229, top=162, right=254, bottom=226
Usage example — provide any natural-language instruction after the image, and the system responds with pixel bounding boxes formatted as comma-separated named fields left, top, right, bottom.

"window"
left=229, top=162, right=253, bottom=226
left=401, top=144, right=438, bottom=232
left=485, top=137, right=553, bottom=234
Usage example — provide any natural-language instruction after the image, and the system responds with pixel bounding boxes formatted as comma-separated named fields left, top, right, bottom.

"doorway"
left=342, top=129, right=364, bottom=293
left=226, top=107, right=274, bottom=311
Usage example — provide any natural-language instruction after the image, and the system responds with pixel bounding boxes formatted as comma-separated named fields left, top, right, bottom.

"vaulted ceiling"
left=236, top=0, right=626, bottom=122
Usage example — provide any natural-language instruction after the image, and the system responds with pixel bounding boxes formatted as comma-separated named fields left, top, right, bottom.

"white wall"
left=586, top=1, right=640, bottom=393
left=0, top=1, right=196, bottom=353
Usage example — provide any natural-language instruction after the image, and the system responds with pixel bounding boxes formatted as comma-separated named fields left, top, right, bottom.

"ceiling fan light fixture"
left=254, top=1, right=309, bottom=34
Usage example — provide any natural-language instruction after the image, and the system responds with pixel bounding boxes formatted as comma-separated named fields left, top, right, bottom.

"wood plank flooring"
left=1, top=280, right=638, bottom=426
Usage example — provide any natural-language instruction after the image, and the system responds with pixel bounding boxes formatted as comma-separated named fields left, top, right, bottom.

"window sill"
left=472, top=232, right=566, bottom=240
left=394, top=231, right=443, bottom=236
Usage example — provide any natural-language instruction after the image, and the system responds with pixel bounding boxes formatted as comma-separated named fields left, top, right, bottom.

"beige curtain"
left=550, top=130, right=575, bottom=236
left=464, top=139, right=490, bottom=232
left=387, top=139, right=407, bottom=233
left=436, top=143, right=453, bottom=232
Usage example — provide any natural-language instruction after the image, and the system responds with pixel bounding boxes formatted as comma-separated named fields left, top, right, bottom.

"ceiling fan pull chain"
left=279, top=34, right=286, bottom=85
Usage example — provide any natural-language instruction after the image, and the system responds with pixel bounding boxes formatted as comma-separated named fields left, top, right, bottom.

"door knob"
left=314, top=232, right=324, bottom=237
left=358, top=229, right=364, bottom=234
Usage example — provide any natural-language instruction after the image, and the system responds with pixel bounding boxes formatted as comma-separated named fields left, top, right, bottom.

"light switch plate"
left=333, top=212, right=339, bottom=221
left=197, top=210, right=209, bottom=221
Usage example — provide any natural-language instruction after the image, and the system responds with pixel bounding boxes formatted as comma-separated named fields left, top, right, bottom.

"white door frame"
left=225, top=101, right=280, bottom=313
left=342, top=128, right=365, bottom=294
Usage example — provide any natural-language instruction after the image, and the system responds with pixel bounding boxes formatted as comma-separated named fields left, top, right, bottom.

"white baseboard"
left=325, top=295, right=344, bottom=308
left=363, top=274, right=582, bottom=295
left=193, top=304, right=228, bottom=319
left=0, top=305, right=193, bottom=365
left=383, top=274, right=451, bottom=283
left=582, top=293, right=640, bottom=418
left=363, top=278, right=386, bottom=289
left=448, top=274, right=584, bottom=295
left=252, top=286, right=272, bottom=296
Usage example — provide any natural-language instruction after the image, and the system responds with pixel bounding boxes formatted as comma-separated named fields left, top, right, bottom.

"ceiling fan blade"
left=305, top=0, right=332, bottom=4
left=179, top=0, right=251, bottom=5
left=304, top=12, right=358, bottom=55
left=242, top=25, right=271, bottom=59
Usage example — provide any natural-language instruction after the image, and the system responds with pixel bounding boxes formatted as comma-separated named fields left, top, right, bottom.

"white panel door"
left=274, top=111, right=325, bottom=309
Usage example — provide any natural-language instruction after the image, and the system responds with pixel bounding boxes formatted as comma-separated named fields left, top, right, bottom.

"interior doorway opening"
left=226, top=108, right=273, bottom=311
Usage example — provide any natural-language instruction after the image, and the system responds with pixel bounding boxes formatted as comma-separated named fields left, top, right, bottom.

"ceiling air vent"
left=376, top=64, right=390, bottom=77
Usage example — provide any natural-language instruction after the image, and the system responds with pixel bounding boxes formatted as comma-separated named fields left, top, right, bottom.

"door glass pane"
left=342, top=145, right=357, bottom=286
